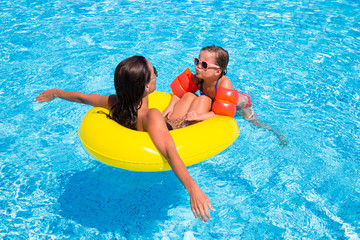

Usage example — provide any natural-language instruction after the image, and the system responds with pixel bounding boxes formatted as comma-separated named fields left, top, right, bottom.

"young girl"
left=163, top=45, right=288, bottom=146
left=162, top=45, right=251, bottom=127
left=35, top=56, right=214, bottom=222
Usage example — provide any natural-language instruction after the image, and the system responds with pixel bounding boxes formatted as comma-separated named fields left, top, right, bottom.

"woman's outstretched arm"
left=143, top=108, right=215, bottom=222
left=35, top=88, right=117, bottom=108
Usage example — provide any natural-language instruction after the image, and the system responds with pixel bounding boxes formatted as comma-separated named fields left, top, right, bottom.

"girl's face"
left=146, top=60, right=157, bottom=94
left=194, top=50, right=222, bottom=80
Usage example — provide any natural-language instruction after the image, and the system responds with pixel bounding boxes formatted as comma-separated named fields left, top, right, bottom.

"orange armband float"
left=239, top=93, right=252, bottom=108
left=170, top=68, right=199, bottom=98
left=212, top=87, right=240, bottom=117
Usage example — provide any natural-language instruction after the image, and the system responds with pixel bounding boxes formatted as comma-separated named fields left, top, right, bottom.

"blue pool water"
left=1, top=0, right=359, bottom=239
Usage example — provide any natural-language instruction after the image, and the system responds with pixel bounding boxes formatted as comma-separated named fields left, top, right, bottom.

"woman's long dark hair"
left=110, top=56, right=151, bottom=130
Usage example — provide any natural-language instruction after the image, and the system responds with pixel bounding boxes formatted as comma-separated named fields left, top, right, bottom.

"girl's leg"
left=168, top=92, right=197, bottom=120
left=187, top=95, right=212, bottom=114
left=184, top=95, right=213, bottom=125
left=240, top=107, right=288, bottom=146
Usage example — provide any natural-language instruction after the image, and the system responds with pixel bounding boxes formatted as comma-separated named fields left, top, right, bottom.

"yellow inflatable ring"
left=78, top=91, right=239, bottom=172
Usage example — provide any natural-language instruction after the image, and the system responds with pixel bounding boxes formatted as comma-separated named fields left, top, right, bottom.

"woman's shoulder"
left=145, top=108, right=163, bottom=120
left=141, top=108, right=162, bottom=124
left=139, top=108, right=164, bottom=131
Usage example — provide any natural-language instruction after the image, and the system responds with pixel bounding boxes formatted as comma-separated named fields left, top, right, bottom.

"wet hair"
left=201, top=45, right=229, bottom=76
left=110, top=56, right=151, bottom=130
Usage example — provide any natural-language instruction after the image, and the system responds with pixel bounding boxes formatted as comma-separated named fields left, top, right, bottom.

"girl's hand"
left=185, top=111, right=198, bottom=121
left=35, top=89, right=57, bottom=102
left=186, top=111, right=216, bottom=122
left=188, top=184, right=215, bottom=222
left=162, top=106, right=174, bottom=118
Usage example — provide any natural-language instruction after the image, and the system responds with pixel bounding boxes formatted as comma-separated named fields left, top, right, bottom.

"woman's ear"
left=144, top=83, right=150, bottom=94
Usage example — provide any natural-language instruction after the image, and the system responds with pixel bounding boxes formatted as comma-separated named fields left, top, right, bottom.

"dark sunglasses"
left=150, top=67, right=158, bottom=81
left=154, top=67, right=158, bottom=77
left=194, top=57, right=221, bottom=70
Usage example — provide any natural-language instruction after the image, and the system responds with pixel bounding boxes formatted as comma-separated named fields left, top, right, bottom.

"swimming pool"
left=1, top=0, right=359, bottom=239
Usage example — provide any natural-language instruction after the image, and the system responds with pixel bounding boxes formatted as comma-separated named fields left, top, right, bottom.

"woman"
left=35, top=56, right=214, bottom=222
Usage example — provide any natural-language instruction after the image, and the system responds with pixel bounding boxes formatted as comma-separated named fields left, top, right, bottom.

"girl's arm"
left=162, top=94, right=180, bottom=118
left=35, top=89, right=117, bottom=108
left=218, top=75, right=234, bottom=89
left=185, top=111, right=216, bottom=122
left=143, top=108, right=214, bottom=222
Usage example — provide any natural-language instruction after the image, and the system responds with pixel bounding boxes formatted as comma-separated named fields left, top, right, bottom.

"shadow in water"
left=58, top=164, right=183, bottom=236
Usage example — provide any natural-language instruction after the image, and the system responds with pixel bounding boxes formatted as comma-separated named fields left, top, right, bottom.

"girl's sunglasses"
left=194, top=57, right=221, bottom=70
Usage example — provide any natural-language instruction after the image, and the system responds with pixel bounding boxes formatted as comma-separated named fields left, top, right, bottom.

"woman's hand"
left=35, top=89, right=57, bottom=102
left=188, top=184, right=215, bottom=222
